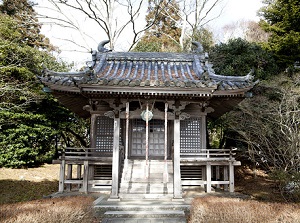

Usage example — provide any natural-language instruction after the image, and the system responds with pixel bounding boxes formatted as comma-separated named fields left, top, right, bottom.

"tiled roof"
left=40, top=41, right=257, bottom=93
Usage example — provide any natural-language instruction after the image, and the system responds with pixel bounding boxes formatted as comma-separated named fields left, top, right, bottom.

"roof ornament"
left=98, top=40, right=110, bottom=52
left=192, top=41, right=204, bottom=54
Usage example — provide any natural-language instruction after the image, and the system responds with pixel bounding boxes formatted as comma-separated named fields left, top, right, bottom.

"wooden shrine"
left=40, top=40, right=257, bottom=200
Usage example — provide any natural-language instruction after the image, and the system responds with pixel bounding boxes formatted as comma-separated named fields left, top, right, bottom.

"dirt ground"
left=0, top=163, right=284, bottom=204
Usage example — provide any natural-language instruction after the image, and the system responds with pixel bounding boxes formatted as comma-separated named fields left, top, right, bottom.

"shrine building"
left=40, top=40, right=257, bottom=200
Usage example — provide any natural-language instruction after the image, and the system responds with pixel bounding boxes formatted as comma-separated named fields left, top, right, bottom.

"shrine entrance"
left=130, top=119, right=166, bottom=158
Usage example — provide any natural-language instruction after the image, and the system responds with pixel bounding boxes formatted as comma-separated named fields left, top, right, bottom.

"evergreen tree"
left=0, top=0, right=54, bottom=50
left=185, top=27, right=214, bottom=52
left=209, top=38, right=279, bottom=80
left=0, top=0, right=88, bottom=168
left=133, top=0, right=182, bottom=52
left=259, top=0, right=300, bottom=67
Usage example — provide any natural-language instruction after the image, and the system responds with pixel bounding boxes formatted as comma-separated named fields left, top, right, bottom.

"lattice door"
left=131, top=119, right=165, bottom=157
left=149, top=120, right=164, bottom=156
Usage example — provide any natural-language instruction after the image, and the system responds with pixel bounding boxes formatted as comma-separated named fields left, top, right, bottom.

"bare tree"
left=227, top=74, right=300, bottom=173
left=36, top=0, right=224, bottom=52
left=36, top=0, right=167, bottom=51
left=178, top=0, right=224, bottom=49
left=245, top=21, right=270, bottom=43
left=221, top=20, right=270, bottom=43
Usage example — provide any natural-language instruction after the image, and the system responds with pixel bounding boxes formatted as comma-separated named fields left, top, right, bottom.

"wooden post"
left=206, top=162, right=212, bottom=193
left=224, top=166, right=229, bottom=191
left=145, top=103, right=149, bottom=179
left=173, top=118, right=182, bottom=199
left=164, top=102, right=168, bottom=183
left=164, top=102, right=168, bottom=161
left=66, top=164, right=72, bottom=191
left=59, top=159, right=65, bottom=193
left=77, top=164, right=82, bottom=189
left=110, top=115, right=120, bottom=200
left=229, top=161, right=234, bottom=192
left=89, top=114, right=97, bottom=186
left=125, top=102, right=129, bottom=162
left=201, top=115, right=207, bottom=150
left=83, top=160, right=89, bottom=193
left=216, top=166, right=220, bottom=189
left=145, top=103, right=149, bottom=163
left=90, top=114, right=97, bottom=148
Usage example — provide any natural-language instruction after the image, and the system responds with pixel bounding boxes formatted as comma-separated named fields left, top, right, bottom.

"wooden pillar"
left=229, top=161, right=234, bottom=192
left=125, top=102, right=129, bottom=162
left=66, top=164, right=72, bottom=191
left=201, top=114, right=207, bottom=150
left=88, top=114, right=97, bottom=187
left=144, top=103, right=149, bottom=179
left=59, top=159, right=65, bottom=193
left=77, top=164, right=82, bottom=189
left=216, top=166, right=220, bottom=189
left=206, top=162, right=212, bottom=192
left=145, top=103, right=149, bottom=163
left=223, top=166, right=229, bottom=191
left=90, top=114, right=97, bottom=148
left=83, top=160, right=89, bottom=193
left=110, top=115, right=120, bottom=199
left=164, top=102, right=168, bottom=183
left=173, top=118, right=182, bottom=199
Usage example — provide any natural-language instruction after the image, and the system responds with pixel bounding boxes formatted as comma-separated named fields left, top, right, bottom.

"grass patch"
left=0, top=196, right=96, bottom=223
left=0, top=179, right=58, bottom=204
left=0, top=164, right=59, bottom=204
left=189, top=196, right=300, bottom=223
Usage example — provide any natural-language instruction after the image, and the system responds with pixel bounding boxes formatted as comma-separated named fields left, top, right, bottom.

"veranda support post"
left=59, top=159, right=65, bottom=193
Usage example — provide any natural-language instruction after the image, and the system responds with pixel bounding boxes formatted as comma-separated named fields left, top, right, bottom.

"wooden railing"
left=58, top=146, right=124, bottom=193
left=59, top=147, right=113, bottom=162
left=180, top=148, right=237, bottom=161
left=180, top=148, right=240, bottom=193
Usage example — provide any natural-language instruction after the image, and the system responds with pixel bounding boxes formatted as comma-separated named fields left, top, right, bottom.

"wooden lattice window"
left=180, top=118, right=202, bottom=154
left=95, top=116, right=114, bottom=152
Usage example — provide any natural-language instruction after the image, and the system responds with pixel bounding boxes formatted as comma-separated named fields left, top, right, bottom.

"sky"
left=36, top=0, right=264, bottom=66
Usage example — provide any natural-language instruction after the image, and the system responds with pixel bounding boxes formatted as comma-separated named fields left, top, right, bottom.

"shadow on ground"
left=0, top=179, right=58, bottom=204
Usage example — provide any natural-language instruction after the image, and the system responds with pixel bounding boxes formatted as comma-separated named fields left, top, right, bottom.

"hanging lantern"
left=141, top=110, right=153, bottom=121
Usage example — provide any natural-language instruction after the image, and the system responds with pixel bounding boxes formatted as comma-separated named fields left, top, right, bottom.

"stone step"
left=124, top=176, right=174, bottom=182
left=102, top=210, right=186, bottom=223
left=118, top=193, right=174, bottom=200
left=119, top=185, right=173, bottom=192
left=119, top=188, right=173, bottom=194
left=104, top=210, right=185, bottom=217
left=120, top=181, right=173, bottom=187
